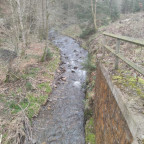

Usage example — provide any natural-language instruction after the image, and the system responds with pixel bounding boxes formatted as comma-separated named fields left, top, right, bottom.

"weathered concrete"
left=94, top=63, right=144, bottom=144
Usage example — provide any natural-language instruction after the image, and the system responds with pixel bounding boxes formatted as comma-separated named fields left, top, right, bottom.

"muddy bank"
left=28, top=31, right=88, bottom=144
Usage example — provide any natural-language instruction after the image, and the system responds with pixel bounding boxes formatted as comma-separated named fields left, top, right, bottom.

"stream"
left=29, top=31, right=88, bottom=144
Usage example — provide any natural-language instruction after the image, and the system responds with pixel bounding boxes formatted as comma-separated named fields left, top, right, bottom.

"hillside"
left=87, top=12, right=144, bottom=142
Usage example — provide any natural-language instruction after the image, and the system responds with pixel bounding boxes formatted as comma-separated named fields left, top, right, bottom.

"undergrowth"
left=82, top=54, right=96, bottom=75
left=80, top=27, right=96, bottom=39
left=0, top=43, right=60, bottom=144
left=85, top=117, right=96, bottom=144
left=84, top=53, right=96, bottom=144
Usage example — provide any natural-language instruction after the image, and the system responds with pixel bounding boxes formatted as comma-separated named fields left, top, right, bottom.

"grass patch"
left=26, top=82, right=33, bottom=91
left=0, top=40, right=60, bottom=143
left=38, top=82, right=51, bottom=93
left=47, top=55, right=60, bottom=73
left=85, top=117, right=96, bottom=144
left=8, top=98, right=29, bottom=114
left=7, top=93, right=50, bottom=119
left=112, top=72, right=144, bottom=98
left=82, top=54, right=96, bottom=74
left=22, top=67, right=40, bottom=79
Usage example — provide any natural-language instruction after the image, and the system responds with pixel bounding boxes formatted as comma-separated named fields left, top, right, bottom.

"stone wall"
left=94, top=64, right=137, bottom=144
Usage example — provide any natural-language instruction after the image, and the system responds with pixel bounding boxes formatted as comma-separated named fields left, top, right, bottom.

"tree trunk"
left=91, top=0, right=97, bottom=30
left=9, top=0, right=19, bottom=55
left=16, top=0, right=26, bottom=56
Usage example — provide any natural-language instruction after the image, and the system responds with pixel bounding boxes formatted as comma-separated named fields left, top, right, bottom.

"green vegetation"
left=22, top=67, right=40, bottom=79
left=62, top=25, right=82, bottom=39
left=26, top=94, right=49, bottom=119
left=41, top=48, right=53, bottom=62
left=8, top=99, right=29, bottom=114
left=97, top=0, right=120, bottom=22
left=26, top=82, right=33, bottom=91
left=5, top=55, right=58, bottom=119
left=0, top=43, right=60, bottom=144
left=75, top=1, right=92, bottom=23
left=112, top=71, right=144, bottom=98
left=80, top=27, right=96, bottom=39
left=7, top=82, right=51, bottom=119
left=84, top=52, right=96, bottom=144
left=85, top=117, right=96, bottom=144
left=82, top=54, right=96, bottom=74
left=38, top=82, right=51, bottom=93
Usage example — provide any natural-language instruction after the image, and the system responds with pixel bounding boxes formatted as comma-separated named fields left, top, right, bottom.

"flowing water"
left=29, top=31, right=88, bottom=144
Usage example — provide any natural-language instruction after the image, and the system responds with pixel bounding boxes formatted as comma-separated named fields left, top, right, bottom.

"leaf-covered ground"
left=0, top=42, right=60, bottom=144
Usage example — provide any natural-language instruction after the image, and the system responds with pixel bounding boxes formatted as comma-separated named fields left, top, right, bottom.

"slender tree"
left=91, top=0, right=98, bottom=30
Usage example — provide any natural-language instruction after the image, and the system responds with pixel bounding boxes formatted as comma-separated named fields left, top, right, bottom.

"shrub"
left=80, top=27, right=96, bottom=39
left=82, top=54, right=96, bottom=74
left=26, top=81, right=33, bottom=91
left=41, top=48, right=53, bottom=62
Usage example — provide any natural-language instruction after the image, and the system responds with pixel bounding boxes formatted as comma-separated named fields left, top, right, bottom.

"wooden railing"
left=102, top=32, right=144, bottom=76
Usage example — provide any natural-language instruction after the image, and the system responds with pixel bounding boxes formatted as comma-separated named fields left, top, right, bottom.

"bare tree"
left=16, top=0, right=27, bottom=55
left=91, top=0, right=98, bottom=30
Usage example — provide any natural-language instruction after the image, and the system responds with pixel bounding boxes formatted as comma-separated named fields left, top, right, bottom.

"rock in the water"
left=54, top=84, right=57, bottom=88
left=61, top=77, right=66, bottom=81
left=57, top=69, right=61, bottom=73
left=71, top=69, right=75, bottom=73
left=74, top=66, right=78, bottom=69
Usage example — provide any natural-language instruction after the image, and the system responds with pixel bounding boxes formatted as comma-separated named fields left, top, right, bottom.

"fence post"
left=115, top=39, right=120, bottom=70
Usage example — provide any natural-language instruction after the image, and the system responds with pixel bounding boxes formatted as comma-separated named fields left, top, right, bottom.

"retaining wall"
left=94, top=64, right=140, bottom=144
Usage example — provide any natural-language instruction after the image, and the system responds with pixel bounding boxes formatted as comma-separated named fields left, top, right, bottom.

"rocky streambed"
left=29, top=31, right=88, bottom=144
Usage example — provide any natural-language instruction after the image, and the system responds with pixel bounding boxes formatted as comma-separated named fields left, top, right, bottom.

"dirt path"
left=28, top=31, right=88, bottom=144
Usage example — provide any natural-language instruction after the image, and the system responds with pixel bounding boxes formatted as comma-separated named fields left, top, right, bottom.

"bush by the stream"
left=80, top=28, right=96, bottom=39
left=82, top=54, right=96, bottom=73
left=41, top=48, right=53, bottom=62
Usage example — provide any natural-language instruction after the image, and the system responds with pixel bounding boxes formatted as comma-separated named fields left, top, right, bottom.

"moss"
left=139, top=78, right=144, bottom=85
left=112, top=72, right=144, bottom=98
left=85, top=117, right=96, bottom=144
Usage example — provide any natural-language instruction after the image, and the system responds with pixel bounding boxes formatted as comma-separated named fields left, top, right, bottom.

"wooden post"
left=115, top=39, right=120, bottom=70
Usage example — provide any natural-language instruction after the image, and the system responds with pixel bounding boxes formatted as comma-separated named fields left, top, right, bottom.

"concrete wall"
left=94, top=64, right=139, bottom=144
